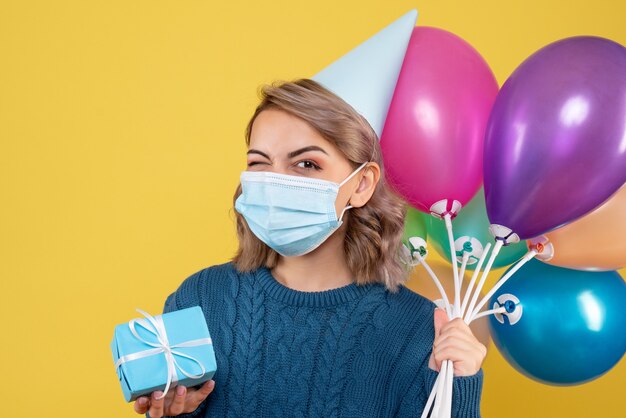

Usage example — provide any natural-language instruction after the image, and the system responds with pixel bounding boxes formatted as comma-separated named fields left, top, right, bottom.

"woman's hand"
left=428, top=308, right=486, bottom=377
left=133, top=380, right=215, bottom=417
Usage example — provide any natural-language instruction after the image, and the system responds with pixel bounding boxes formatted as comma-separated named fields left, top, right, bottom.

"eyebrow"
left=247, top=146, right=329, bottom=160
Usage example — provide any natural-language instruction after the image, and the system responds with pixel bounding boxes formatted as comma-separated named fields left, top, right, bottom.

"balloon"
left=407, top=259, right=491, bottom=349
left=402, top=206, right=428, bottom=246
left=427, top=188, right=527, bottom=269
left=543, top=184, right=626, bottom=271
left=484, top=36, right=626, bottom=240
left=381, top=26, right=498, bottom=214
left=489, top=259, right=626, bottom=385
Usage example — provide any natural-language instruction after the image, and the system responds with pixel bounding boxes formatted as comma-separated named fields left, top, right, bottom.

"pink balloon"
left=381, top=26, right=498, bottom=214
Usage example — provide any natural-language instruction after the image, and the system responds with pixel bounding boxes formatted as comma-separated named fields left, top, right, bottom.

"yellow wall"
left=1, top=1, right=624, bottom=416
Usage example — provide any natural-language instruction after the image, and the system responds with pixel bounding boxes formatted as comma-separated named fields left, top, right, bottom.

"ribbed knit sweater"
left=155, top=261, right=483, bottom=418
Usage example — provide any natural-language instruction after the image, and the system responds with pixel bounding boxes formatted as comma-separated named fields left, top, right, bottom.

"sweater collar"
left=256, top=266, right=379, bottom=308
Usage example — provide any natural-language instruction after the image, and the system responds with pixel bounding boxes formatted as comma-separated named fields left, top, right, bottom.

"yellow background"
left=1, top=1, right=624, bottom=416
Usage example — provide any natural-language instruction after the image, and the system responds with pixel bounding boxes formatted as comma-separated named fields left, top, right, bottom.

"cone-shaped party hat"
left=312, top=9, right=418, bottom=139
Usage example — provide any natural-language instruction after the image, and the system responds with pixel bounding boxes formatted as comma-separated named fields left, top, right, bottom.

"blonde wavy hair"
left=230, top=78, right=410, bottom=293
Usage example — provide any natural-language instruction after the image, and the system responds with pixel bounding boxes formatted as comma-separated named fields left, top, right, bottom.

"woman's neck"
left=270, top=226, right=354, bottom=292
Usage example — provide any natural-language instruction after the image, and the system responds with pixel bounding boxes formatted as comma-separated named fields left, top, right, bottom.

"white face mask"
left=234, top=162, right=369, bottom=256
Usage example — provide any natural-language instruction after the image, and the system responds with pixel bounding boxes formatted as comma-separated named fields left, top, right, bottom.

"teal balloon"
left=427, top=188, right=527, bottom=269
left=489, top=259, right=626, bottom=385
left=402, top=206, right=427, bottom=244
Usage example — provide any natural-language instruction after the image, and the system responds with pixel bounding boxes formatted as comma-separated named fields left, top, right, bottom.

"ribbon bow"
left=114, top=308, right=213, bottom=400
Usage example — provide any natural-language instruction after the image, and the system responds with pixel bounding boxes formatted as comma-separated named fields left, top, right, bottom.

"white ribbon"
left=115, top=308, right=213, bottom=400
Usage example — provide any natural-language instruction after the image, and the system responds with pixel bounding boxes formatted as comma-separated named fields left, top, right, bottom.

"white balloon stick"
left=444, top=214, right=461, bottom=317
left=432, top=360, right=448, bottom=416
left=460, top=242, right=492, bottom=317
left=458, top=252, right=470, bottom=289
left=464, top=240, right=503, bottom=324
left=416, top=253, right=453, bottom=318
left=472, top=305, right=507, bottom=321
left=470, top=249, right=537, bottom=322
left=438, top=213, right=464, bottom=418
left=443, top=362, right=454, bottom=417
left=421, top=371, right=440, bottom=418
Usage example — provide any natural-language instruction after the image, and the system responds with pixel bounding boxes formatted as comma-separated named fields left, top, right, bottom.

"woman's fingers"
left=435, top=326, right=478, bottom=349
left=433, top=345, right=483, bottom=376
left=435, top=319, right=483, bottom=348
left=433, top=308, right=449, bottom=337
left=435, top=337, right=480, bottom=358
left=437, top=318, right=473, bottom=337
left=188, top=380, right=216, bottom=407
left=133, top=396, right=150, bottom=414
left=428, top=352, right=442, bottom=372
left=168, top=385, right=187, bottom=415
left=132, top=380, right=215, bottom=417
left=432, top=338, right=486, bottom=376
left=148, top=391, right=165, bottom=418
left=430, top=317, right=487, bottom=376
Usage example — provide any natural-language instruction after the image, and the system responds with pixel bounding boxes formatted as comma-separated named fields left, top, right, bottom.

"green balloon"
left=402, top=206, right=427, bottom=246
left=426, top=188, right=527, bottom=270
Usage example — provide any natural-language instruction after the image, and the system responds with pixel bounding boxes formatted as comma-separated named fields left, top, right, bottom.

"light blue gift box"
left=111, top=306, right=217, bottom=402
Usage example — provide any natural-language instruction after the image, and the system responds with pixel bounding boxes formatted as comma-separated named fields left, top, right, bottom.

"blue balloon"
left=489, top=259, right=626, bottom=385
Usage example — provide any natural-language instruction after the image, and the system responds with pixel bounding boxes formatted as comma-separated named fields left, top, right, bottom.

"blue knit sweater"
left=156, top=261, right=483, bottom=417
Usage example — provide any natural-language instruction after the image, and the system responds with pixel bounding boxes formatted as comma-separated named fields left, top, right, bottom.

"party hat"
left=312, top=9, right=418, bottom=139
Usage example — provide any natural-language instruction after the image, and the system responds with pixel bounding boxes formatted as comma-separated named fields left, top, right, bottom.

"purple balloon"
left=484, top=36, right=626, bottom=240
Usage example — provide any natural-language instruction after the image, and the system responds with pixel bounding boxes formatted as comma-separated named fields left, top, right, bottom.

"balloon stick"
left=421, top=372, right=440, bottom=418
left=443, top=363, right=453, bottom=417
left=464, top=240, right=504, bottom=324
left=469, top=249, right=538, bottom=322
left=472, top=305, right=507, bottom=321
left=443, top=214, right=461, bottom=317
left=460, top=242, right=492, bottom=317
left=458, top=252, right=470, bottom=290
left=433, top=360, right=448, bottom=416
left=440, top=213, right=463, bottom=418
left=415, top=253, right=453, bottom=317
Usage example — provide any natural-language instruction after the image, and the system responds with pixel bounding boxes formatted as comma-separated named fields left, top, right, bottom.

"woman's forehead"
left=249, top=109, right=338, bottom=157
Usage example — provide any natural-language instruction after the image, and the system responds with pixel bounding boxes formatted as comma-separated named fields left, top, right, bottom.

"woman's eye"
left=296, top=160, right=321, bottom=170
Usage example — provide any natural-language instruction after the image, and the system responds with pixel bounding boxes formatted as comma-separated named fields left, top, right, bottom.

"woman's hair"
left=230, top=78, right=410, bottom=293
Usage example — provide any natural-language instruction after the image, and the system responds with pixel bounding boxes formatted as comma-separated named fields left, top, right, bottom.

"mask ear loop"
left=337, top=160, right=370, bottom=222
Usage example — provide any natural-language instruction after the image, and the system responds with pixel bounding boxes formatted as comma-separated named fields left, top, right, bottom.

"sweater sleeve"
left=144, top=270, right=210, bottom=418
left=395, top=364, right=484, bottom=417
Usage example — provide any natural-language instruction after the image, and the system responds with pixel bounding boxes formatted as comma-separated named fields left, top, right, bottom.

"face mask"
left=234, top=161, right=369, bottom=257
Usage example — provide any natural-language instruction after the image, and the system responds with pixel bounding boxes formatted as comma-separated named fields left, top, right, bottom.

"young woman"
left=134, top=79, right=486, bottom=418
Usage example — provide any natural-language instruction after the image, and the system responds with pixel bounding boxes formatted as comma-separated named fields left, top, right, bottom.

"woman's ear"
left=349, top=162, right=381, bottom=208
